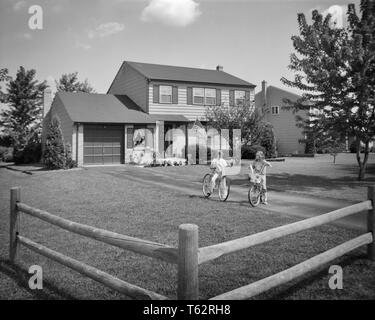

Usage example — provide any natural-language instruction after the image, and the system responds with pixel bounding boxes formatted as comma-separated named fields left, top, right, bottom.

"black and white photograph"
left=0, top=0, right=374, bottom=308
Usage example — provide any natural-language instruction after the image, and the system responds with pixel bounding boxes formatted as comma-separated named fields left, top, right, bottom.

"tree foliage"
left=205, top=99, right=276, bottom=158
left=0, top=66, right=47, bottom=162
left=43, top=117, right=76, bottom=169
left=55, top=72, right=95, bottom=93
left=0, top=68, right=11, bottom=103
left=281, top=0, right=375, bottom=180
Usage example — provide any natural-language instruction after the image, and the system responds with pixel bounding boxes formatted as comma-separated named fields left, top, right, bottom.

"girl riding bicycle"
left=209, top=150, right=229, bottom=196
left=249, top=151, right=272, bottom=204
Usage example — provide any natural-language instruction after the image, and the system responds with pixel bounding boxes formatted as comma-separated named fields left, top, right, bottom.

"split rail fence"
left=9, top=186, right=375, bottom=300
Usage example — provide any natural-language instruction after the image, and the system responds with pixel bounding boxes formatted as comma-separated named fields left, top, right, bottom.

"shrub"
left=43, top=117, right=76, bottom=169
left=349, top=140, right=365, bottom=153
left=259, top=124, right=277, bottom=158
left=13, top=142, right=41, bottom=164
left=0, top=135, right=12, bottom=147
left=0, top=146, right=8, bottom=159
left=241, top=145, right=266, bottom=159
left=0, top=147, right=13, bottom=162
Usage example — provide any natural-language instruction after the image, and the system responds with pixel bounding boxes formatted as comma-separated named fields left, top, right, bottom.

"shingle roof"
left=57, top=92, right=155, bottom=124
left=150, top=114, right=190, bottom=122
left=126, top=61, right=255, bottom=87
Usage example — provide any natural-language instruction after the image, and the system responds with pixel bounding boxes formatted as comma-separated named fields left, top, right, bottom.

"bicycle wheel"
left=218, top=177, right=230, bottom=202
left=248, top=184, right=261, bottom=207
left=202, top=173, right=212, bottom=198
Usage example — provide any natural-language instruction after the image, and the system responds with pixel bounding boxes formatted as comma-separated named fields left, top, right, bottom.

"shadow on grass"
left=188, top=194, right=258, bottom=208
left=267, top=172, right=375, bottom=194
left=260, top=252, right=369, bottom=300
left=0, top=258, right=77, bottom=300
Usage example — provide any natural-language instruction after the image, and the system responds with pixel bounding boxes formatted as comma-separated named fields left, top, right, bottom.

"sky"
left=0, top=0, right=361, bottom=97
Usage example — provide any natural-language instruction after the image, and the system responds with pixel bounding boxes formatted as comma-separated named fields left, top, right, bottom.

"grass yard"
left=0, top=153, right=374, bottom=300
left=266, top=153, right=375, bottom=201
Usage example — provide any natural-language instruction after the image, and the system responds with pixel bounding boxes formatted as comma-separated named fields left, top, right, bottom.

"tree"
left=281, top=0, right=375, bottom=180
left=43, top=117, right=76, bottom=169
left=55, top=72, right=95, bottom=93
left=0, top=68, right=11, bottom=103
left=0, top=66, right=47, bottom=161
left=322, top=137, right=347, bottom=164
left=205, top=98, right=276, bottom=158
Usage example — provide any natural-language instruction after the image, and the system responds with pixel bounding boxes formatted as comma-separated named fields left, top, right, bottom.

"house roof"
left=57, top=92, right=155, bottom=124
left=254, top=85, right=303, bottom=106
left=150, top=114, right=190, bottom=122
left=125, top=61, right=255, bottom=88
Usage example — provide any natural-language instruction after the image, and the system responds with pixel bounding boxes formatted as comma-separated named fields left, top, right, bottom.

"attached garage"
left=48, top=92, right=156, bottom=166
left=83, top=124, right=124, bottom=165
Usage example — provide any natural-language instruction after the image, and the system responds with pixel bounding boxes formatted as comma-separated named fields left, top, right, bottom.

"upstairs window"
left=271, top=106, right=280, bottom=115
left=160, top=85, right=172, bottom=103
left=205, top=88, right=216, bottom=105
left=193, top=88, right=204, bottom=104
left=193, top=87, right=217, bottom=105
left=235, top=90, right=245, bottom=106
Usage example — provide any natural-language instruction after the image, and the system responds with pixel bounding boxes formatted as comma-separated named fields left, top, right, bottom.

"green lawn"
left=0, top=155, right=374, bottom=300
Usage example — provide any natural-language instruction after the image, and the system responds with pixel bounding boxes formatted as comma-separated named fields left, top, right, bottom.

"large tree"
left=55, top=72, right=95, bottom=93
left=281, top=0, right=375, bottom=180
left=0, top=68, right=11, bottom=103
left=205, top=99, right=276, bottom=157
left=0, top=66, right=47, bottom=157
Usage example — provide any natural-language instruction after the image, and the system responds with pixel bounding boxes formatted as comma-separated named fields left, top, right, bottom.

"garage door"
left=84, top=124, right=124, bottom=164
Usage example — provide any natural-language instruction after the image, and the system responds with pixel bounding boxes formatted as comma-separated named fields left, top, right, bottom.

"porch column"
left=184, top=123, right=189, bottom=161
left=124, top=125, right=134, bottom=163
left=155, top=120, right=164, bottom=158
left=77, top=124, right=84, bottom=166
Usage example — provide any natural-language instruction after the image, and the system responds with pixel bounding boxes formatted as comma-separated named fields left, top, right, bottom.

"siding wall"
left=148, top=82, right=255, bottom=121
left=108, top=63, right=148, bottom=112
left=259, top=88, right=307, bottom=155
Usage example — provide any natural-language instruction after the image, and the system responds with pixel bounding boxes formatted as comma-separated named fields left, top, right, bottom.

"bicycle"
left=248, top=173, right=266, bottom=207
left=202, top=169, right=231, bottom=202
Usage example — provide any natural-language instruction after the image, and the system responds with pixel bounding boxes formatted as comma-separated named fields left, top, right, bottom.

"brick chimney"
left=261, top=80, right=267, bottom=107
left=43, top=88, right=52, bottom=117
left=216, top=65, right=223, bottom=71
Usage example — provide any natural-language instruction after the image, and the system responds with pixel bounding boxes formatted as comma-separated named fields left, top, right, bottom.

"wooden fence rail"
left=9, top=186, right=375, bottom=300
left=17, top=235, right=168, bottom=300
left=198, top=200, right=373, bottom=264
left=9, top=187, right=191, bottom=300
left=210, top=233, right=373, bottom=300
left=16, top=202, right=178, bottom=264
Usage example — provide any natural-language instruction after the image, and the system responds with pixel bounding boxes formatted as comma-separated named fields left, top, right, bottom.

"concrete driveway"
left=92, top=165, right=367, bottom=231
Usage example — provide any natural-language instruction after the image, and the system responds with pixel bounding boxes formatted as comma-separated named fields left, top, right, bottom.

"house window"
left=235, top=90, right=245, bottom=106
left=193, top=88, right=204, bottom=104
left=160, top=85, right=172, bottom=103
left=205, top=88, right=216, bottom=105
left=271, top=106, right=280, bottom=115
left=193, top=88, right=217, bottom=105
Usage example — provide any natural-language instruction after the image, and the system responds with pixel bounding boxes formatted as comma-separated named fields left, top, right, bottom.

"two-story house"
left=255, top=81, right=308, bottom=155
left=43, top=61, right=255, bottom=166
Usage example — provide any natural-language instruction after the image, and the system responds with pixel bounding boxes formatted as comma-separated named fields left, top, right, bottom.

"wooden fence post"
left=10, top=187, right=21, bottom=263
left=177, top=224, right=199, bottom=300
left=368, top=186, right=375, bottom=260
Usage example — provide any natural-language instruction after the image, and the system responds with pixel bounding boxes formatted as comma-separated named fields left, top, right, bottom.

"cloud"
left=141, top=0, right=201, bottom=27
left=13, top=1, right=27, bottom=11
left=87, top=22, right=125, bottom=39
left=75, top=41, right=92, bottom=50
left=323, top=5, right=347, bottom=28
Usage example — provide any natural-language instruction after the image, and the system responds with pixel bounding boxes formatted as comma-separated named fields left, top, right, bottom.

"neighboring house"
left=43, top=61, right=255, bottom=166
left=255, top=81, right=308, bottom=155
